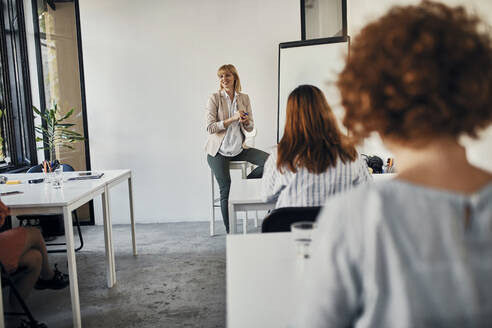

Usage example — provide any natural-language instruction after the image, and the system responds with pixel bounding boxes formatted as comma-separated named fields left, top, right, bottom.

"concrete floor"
left=5, top=221, right=252, bottom=328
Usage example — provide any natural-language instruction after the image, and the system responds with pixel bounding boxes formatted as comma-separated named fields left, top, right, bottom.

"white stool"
left=210, top=161, right=259, bottom=236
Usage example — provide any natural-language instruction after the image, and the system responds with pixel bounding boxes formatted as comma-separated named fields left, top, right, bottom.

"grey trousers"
left=207, top=147, right=269, bottom=233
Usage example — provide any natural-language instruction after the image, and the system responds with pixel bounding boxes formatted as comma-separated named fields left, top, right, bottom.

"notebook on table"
left=67, top=172, right=104, bottom=181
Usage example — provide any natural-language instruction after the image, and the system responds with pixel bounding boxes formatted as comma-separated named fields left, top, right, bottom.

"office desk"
left=372, top=173, right=397, bottom=183
left=227, top=233, right=300, bottom=328
left=226, top=174, right=399, bottom=326
left=228, top=179, right=275, bottom=234
left=0, top=169, right=136, bottom=328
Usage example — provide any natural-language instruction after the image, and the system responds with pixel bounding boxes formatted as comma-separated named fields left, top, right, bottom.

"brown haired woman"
left=299, top=1, right=492, bottom=327
left=205, top=64, right=269, bottom=233
left=261, top=84, right=371, bottom=208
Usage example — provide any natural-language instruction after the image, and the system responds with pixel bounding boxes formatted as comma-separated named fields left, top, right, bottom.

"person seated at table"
left=299, top=1, right=492, bottom=327
left=261, top=84, right=371, bottom=209
left=0, top=200, right=69, bottom=314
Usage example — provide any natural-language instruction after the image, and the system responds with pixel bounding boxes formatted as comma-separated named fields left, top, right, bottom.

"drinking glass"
left=291, top=221, right=315, bottom=259
left=52, top=167, right=63, bottom=189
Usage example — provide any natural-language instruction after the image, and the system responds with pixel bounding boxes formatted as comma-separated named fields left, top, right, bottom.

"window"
left=32, top=0, right=93, bottom=224
left=33, top=0, right=90, bottom=171
left=301, top=0, right=347, bottom=40
left=0, top=0, right=37, bottom=171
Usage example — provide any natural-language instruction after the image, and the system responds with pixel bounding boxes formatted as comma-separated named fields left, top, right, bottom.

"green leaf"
left=33, top=103, right=83, bottom=156
left=55, top=123, right=75, bottom=128
left=59, top=129, right=83, bottom=136
left=32, top=106, right=42, bottom=115
left=60, top=108, right=74, bottom=121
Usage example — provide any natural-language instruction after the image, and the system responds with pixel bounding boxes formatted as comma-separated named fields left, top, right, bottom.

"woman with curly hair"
left=261, top=84, right=371, bottom=209
left=299, top=1, right=492, bottom=327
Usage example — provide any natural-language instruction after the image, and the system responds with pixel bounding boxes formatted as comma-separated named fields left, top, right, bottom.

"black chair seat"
left=261, top=206, right=322, bottom=233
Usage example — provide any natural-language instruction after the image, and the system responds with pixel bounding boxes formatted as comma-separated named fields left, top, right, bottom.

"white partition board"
left=278, top=39, right=349, bottom=142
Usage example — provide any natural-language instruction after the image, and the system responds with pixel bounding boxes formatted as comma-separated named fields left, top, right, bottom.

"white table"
left=0, top=169, right=136, bottom=328
left=226, top=174, right=399, bottom=326
left=228, top=179, right=275, bottom=234
left=227, top=233, right=301, bottom=328
left=373, top=173, right=397, bottom=183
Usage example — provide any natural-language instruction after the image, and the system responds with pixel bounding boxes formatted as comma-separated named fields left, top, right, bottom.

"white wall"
left=79, top=0, right=300, bottom=224
left=348, top=0, right=492, bottom=171
left=80, top=0, right=492, bottom=224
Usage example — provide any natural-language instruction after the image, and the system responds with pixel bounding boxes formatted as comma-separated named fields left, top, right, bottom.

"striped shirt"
left=261, top=148, right=372, bottom=208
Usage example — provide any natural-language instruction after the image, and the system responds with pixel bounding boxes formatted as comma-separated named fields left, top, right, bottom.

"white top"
left=261, top=148, right=372, bottom=208
left=218, top=90, right=243, bottom=157
left=298, top=179, right=492, bottom=328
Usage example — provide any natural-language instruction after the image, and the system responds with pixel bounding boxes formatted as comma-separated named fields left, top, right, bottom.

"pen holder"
left=44, top=172, right=52, bottom=184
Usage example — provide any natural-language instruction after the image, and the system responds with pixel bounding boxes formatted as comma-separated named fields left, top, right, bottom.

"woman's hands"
left=239, top=111, right=249, bottom=123
left=232, top=111, right=242, bottom=122
left=0, top=200, right=10, bottom=227
left=224, top=111, right=246, bottom=128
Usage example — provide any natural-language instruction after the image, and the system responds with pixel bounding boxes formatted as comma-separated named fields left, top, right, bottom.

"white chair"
left=210, top=127, right=259, bottom=236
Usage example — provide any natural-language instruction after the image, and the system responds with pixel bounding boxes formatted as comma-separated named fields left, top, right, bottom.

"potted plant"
left=31, top=104, right=85, bottom=236
left=33, top=104, right=84, bottom=163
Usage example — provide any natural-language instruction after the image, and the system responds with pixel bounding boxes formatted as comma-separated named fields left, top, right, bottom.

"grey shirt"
left=261, top=149, right=372, bottom=208
left=299, top=179, right=492, bottom=328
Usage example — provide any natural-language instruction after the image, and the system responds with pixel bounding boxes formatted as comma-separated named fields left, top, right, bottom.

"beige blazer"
left=205, top=91, right=254, bottom=156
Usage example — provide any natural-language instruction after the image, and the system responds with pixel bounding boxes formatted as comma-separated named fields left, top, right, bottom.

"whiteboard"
left=277, top=37, right=349, bottom=142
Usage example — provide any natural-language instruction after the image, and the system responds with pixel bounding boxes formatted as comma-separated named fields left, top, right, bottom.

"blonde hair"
left=217, top=64, right=242, bottom=92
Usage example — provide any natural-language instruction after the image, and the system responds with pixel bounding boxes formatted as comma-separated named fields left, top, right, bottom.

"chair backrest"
left=27, top=163, right=75, bottom=173
left=261, top=206, right=322, bottom=233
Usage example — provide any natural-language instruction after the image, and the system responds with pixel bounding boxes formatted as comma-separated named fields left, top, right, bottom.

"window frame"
left=300, top=0, right=347, bottom=40
left=0, top=0, right=37, bottom=173
left=31, top=0, right=94, bottom=225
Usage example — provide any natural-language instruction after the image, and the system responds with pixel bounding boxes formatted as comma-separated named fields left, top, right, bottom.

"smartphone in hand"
left=240, top=111, right=248, bottom=122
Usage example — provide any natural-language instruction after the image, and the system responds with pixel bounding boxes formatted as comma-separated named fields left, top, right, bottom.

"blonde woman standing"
left=205, top=64, right=268, bottom=233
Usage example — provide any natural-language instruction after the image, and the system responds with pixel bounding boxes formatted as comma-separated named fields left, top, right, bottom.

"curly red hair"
left=338, top=0, right=492, bottom=145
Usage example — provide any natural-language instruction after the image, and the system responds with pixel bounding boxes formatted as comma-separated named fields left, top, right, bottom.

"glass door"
left=33, top=0, right=92, bottom=223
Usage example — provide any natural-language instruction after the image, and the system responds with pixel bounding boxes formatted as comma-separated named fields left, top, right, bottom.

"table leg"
left=229, top=203, right=237, bottom=234
left=127, top=177, right=137, bottom=255
left=102, top=187, right=116, bottom=287
left=63, top=206, right=82, bottom=328
left=11, top=215, right=18, bottom=228
left=243, top=212, right=248, bottom=235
